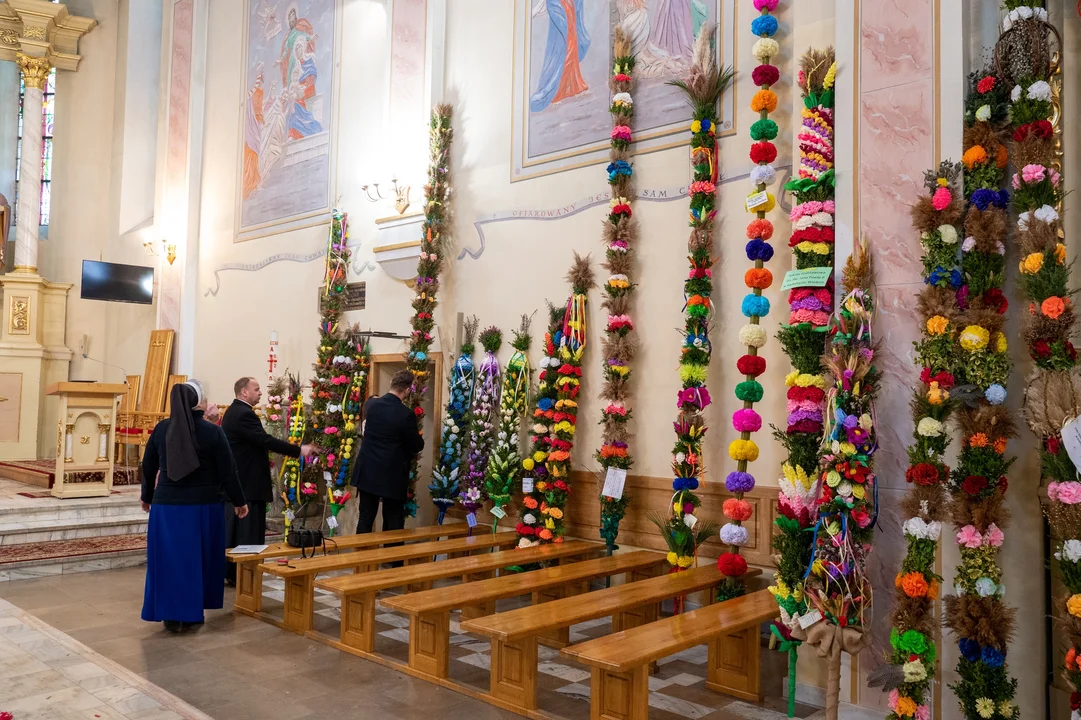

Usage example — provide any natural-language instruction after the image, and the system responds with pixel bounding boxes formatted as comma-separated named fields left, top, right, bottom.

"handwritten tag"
left=746, top=191, right=769, bottom=209
left=466, top=512, right=478, bottom=528
left=797, top=609, right=823, bottom=629
left=601, top=467, right=627, bottom=499
left=781, top=267, right=834, bottom=291
left=683, top=513, right=698, bottom=529
left=490, top=506, right=506, bottom=519
left=326, top=516, right=339, bottom=529
left=1063, top=417, right=1081, bottom=469
left=521, top=477, right=534, bottom=494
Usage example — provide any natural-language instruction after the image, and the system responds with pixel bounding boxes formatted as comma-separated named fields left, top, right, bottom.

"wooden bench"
left=381, top=549, right=662, bottom=681
left=317, top=540, right=604, bottom=660
left=561, top=589, right=779, bottom=720
left=461, top=564, right=762, bottom=713
left=228, top=524, right=472, bottom=614
left=260, top=532, right=517, bottom=632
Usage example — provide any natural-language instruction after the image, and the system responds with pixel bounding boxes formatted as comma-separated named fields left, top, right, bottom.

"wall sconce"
left=362, top=178, right=411, bottom=215
left=144, top=239, right=177, bottom=265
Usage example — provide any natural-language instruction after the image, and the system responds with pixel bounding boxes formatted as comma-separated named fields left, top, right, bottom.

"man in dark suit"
left=352, top=369, right=425, bottom=534
left=222, top=376, right=314, bottom=583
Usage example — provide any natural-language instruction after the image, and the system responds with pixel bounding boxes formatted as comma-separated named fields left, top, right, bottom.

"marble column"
left=11, top=53, right=50, bottom=275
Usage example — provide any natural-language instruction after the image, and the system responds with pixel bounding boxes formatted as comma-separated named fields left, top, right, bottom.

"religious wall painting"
left=511, top=0, right=735, bottom=180
left=235, top=0, right=342, bottom=242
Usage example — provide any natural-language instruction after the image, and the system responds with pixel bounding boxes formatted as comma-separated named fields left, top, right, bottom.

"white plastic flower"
left=1036, top=8, right=1048, bottom=21
left=975, top=105, right=991, bottom=122
left=750, top=164, right=777, bottom=186
left=1002, top=16, right=1013, bottom=31
left=518, top=537, right=536, bottom=549
left=738, top=324, right=767, bottom=349
left=1011, top=84, right=1022, bottom=102
left=753, top=38, right=779, bottom=63
left=1027, top=80, right=1052, bottom=102
left=675, top=452, right=686, bottom=463
left=938, top=224, right=958, bottom=245
left=1061, top=539, right=1081, bottom=563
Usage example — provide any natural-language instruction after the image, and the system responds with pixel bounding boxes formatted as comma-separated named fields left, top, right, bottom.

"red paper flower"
left=717, top=552, right=748, bottom=577
left=976, top=76, right=996, bottom=94
left=983, top=287, right=1008, bottom=314
left=961, top=475, right=988, bottom=495
left=905, top=463, right=940, bottom=486
left=1047, top=435, right=1062, bottom=454
left=737, top=355, right=767, bottom=377
left=751, top=64, right=780, bottom=87
left=517, top=523, right=535, bottom=536
left=1033, top=339, right=1052, bottom=358
left=749, top=141, right=777, bottom=164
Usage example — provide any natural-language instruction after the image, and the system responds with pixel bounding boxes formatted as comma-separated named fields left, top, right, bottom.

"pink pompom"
left=732, top=408, right=762, bottom=433
left=931, top=187, right=952, bottom=210
left=754, top=0, right=779, bottom=10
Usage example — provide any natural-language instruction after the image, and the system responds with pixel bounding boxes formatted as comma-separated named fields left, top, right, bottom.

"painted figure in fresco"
left=277, top=4, right=322, bottom=140
left=242, top=65, right=266, bottom=199
left=529, top=0, right=592, bottom=113
left=649, top=0, right=694, bottom=60
left=615, top=0, right=707, bottom=79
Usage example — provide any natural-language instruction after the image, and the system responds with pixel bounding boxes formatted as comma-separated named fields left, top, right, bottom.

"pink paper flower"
left=1021, top=163, right=1046, bottom=183
left=983, top=523, right=1004, bottom=547
left=888, top=689, right=900, bottom=712
left=956, top=524, right=982, bottom=548
left=916, top=705, right=930, bottom=720
left=1050, top=480, right=1081, bottom=504
left=1052, top=169, right=1062, bottom=186
left=1011, top=174, right=1021, bottom=190
left=932, top=187, right=951, bottom=210
left=689, top=180, right=716, bottom=195
left=611, top=125, right=632, bottom=141
left=753, top=0, right=779, bottom=10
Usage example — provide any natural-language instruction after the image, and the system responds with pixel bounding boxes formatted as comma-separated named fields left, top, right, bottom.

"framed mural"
left=235, top=0, right=342, bottom=242
left=511, top=0, right=736, bottom=181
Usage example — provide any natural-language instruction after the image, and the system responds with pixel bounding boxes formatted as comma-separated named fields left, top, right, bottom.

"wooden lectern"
left=46, top=382, right=127, bottom=499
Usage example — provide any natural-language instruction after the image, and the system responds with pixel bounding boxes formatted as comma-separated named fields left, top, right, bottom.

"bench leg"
left=339, top=591, right=377, bottom=653
left=459, top=570, right=496, bottom=621
left=234, top=561, right=263, bottom=613
left=705, top=625, right=762, bottom=702
left=282, top=574, right=314, bottom=634
left=589, top=665, right=649, bottom=720
left=409, top=610, right=451, bottom=679
left=490, top=635, right=539, bottom=711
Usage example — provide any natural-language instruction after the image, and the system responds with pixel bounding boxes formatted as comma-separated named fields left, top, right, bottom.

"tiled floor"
left=0, top=566, right=822, bottom=719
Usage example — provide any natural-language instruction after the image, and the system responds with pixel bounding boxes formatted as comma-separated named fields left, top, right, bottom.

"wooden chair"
left=114, top=375, right=143, bottom=466
left=319, top=540, right=605, bottom=664
left=260, top=532, right=516, bottom=633
left=162, top=374, right=187, bottom=414
left=561, top=589, right=779, bottom=719
left=379, top=547, right=653, bottom=681
left=228, top=523, right=473, bottom=615
left=461, top=564, right=762, bottom=714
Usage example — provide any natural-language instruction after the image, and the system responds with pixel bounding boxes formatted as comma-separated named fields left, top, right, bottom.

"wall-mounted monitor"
left=80, top=260, right=154, bottom=305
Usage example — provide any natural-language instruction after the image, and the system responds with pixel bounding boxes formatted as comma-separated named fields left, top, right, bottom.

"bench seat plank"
left=562, top=589, right=778, bottom=718
left=229, top=524, right=472, bottom=614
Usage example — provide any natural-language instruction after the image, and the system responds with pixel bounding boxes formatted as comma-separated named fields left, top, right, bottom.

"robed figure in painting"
left=529, top=0, right=591, bottom=112
left=242, top=65, right=266, bottom=199
left=278, top=5, right=322, bottom=140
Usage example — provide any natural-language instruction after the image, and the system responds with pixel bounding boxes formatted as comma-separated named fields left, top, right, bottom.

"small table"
left=46, top=382, right=127, bottom=498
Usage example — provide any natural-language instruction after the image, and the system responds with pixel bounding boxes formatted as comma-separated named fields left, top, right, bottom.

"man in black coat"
left=352, top=369, right=425, bottom=534
left=222, top=376, right=314, bottom=583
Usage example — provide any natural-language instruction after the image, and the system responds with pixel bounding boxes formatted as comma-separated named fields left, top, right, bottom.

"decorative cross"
left=268, top=350, right=277, bottom=376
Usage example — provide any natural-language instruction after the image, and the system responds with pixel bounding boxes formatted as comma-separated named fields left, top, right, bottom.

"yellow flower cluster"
left=665, top=553, right=694, bottom=568
left=555, top=399, right=577, bottom=410
left=1056, top=243, right=1068, bottom=264
left=785, top=371, right=828, bottom=389
left=1067, top=593, right=1081, bottom=618
left=782, top=462, right=814, bottom=491
left=1019, top=252, right=1044, bottom=274
left=823, top=61, right=838, bottom=89
left=728, top=439, right=760, bottom=462
left=959, top=325, right=990, bottom=352
left=795, top=241, right=831, bottom=255
left=926, top=315, right=949, bottom=335
left=541, top=505, right=564, bottom=520
left=993, top=332, right=1007, bottom=353
left=609, top=364, right=630, bottom=376
left=607, top=276, right=630, bottom=289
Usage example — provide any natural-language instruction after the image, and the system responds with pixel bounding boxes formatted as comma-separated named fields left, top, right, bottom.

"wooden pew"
left=317, top=540, right=604, bottom=660
left=561, top=589, right=779, bottom=720
left=381, top=549, right=661, bottom=681
left=228, top=524, right=473, bottom=614
left=460, top=564, right=762, bottom=713
left=260, top=532, right=516, bottom=633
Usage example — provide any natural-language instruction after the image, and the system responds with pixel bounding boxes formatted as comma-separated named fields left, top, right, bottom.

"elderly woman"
left=141, top=381, right=249, bottom=633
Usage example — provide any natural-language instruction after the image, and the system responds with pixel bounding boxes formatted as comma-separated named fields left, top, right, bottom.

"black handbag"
left=286, top=527, right=325, bottom=558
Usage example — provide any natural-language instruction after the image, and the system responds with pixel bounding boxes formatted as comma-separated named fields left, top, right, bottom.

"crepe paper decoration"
left=459, top=326, right=503, bottom=523
left=429, top=316, right=478, bottom=524
left=483, top=315, right=533, bottom=532
left=791, top=242, right=877, bottom=720
left=279, top=373, right=306, bottom=529
left=868, top=162, right=961, bottom=720
left=403, top=104, right=454, bottom=518
left=651, top=25, right=732, bottom=606
left=517, top=302, right=567, bottom=549
left=597, top=28, right=638, bottom=557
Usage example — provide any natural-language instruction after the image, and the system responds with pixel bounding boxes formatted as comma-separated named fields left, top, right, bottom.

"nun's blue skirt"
left=141, top=503, right=225, bottom=623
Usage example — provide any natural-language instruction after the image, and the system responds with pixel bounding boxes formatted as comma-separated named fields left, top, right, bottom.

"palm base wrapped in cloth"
left=790, top=622, right=871, bottom=720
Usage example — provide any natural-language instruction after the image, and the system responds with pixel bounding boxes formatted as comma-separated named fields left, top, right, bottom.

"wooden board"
left=163, top=375, right=187, bottom=414
left=228, top=523, right=472, bottom=563
left=561, top=589, right=778, bottom=672
left=139, top=330, right=174, bottom=412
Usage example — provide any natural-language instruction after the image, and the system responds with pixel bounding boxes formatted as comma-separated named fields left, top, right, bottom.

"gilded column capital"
left=16, top=53, right=51, bottom=90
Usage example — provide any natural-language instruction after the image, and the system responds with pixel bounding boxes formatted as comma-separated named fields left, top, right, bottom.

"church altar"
left=45, top=382, right=127, bottom=499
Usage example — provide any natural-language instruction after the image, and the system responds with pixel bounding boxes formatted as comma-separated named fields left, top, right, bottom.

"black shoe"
left=163, top=620, right=183, bottom=633
left=180, top=621, right=204, bottom=632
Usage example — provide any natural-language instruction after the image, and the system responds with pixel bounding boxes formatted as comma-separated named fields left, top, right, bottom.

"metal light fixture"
left=144, top=239, right=177, bottom=265
left=361, top=178, right=411, bottom=215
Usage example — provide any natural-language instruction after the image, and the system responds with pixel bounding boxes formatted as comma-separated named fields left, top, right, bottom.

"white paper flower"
left=975, top=577, right=998, bottom=597
left=675, top=452, right=686, bottom=463
left=753, top=38, right=779, bottom=63
left=523, top=513, right=536, bottom=525
left=975, top=105, right=991, bottom=122
left=902, top=517, right=942, bottom=541
left=903, top=659, right=927, bottom=683
left=518, top=538, right=536, bottom=549
left=837, top=481, right=853, bottom=498
left=938, top=224, right=958, bottom=245
left=961, top=236, right=976, bottom=252
left=612, top=92, right=633, bottom=106
left=1061, top=539, right=1081, bottom=563
left=750, top=164, right=777, bottom=186
left=1036, top=8, right=1048, bottom=21
left=1011, top=84, right=1022, bottom=102
left=1034, top=204, right=1060, bottom=224
left=916, top=417, right=944, bottom=437
left=1017, top=6, right=1033, bottom=20
left=995, top=241, right=1006, bottom=256
left=738, top=324, right=767, bottom=349
left=1027, top=80, right=1052, bottom=102
left=1002, top=16, right=1013, bottom=31
left=720, top=523, right=749, bottom=546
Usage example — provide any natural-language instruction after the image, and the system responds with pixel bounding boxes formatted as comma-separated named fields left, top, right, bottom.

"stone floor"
left=0, top=566, right=823, bottom=720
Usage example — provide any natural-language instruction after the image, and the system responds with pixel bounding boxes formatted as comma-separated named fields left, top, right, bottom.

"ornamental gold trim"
left=16, top=53, right=51, bottom=90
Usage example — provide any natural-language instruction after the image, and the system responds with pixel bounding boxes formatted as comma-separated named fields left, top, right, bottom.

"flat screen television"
left=80, top=260, right=155, bottom=305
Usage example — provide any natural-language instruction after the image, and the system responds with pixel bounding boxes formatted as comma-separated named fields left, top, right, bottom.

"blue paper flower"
left=746, top=239, right=775, bottom=262
left=981, top=646, right=1004, bottom=667
left=985, top=384, right=1006, bottom=405
left=700, top=118, right=712, bottom=133
left=672, top=477, right=699, bottom=491
left=751, top=14, right=778, bottom=37
left=949, top=269, right=963, bottom=288
left=537, top=398, right=555, bottom=411
left=958, top=638, right=981, bottom=663
left=741, top=294, right=770, bottom=318
left=606, top=160, right=632, bottom=182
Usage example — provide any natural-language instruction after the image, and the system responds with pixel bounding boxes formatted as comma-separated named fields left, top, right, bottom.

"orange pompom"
left=746, top=218, right=774, bottom=240
left=750, top=89, right=778, bottom=114
left=900, top=572, right=929, bottom=598
left=744, top=268, right=774, bottom=289
left=722, top=498, right=753, bottom=522
left=961, top=145, right=987, bottom=169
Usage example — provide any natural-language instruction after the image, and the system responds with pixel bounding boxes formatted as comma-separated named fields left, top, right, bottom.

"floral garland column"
left=597, top=28, right=637, bottom=553
left=326, top=337, right=370, bottom=534
left=459, top=327, right=502, bottom=522
left=483, top=316, right=533, bottom=531
left=717, top=0, right=780, bottom=603
left=403, top=104, right=454, bottom=518
left=428, top=316, right=478, bottom=524
left=654, top=25, right=733, bottom=583
left=517, top=303, right=566, bottom=548
left=944, top=66, right=1019, bottom=720
left=872, top=162, right=963, bottom=720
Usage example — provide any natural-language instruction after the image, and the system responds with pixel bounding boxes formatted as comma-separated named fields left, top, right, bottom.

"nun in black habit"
left=140, top=382, right=249, bottom=632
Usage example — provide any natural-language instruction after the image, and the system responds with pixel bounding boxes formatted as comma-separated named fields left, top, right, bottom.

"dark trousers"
left=224, top=503, right=266, bottom=583
left=355, top=490, right=405, bottom=567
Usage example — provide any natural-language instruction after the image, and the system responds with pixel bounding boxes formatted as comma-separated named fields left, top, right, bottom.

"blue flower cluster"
left=751, top=14, right=778, bottom=37
left=607, top=160, right=632, bottom=182
left=970, top=188, right=1010, bottom=211
left=746, top=238, right=775, bottom=261
left=741, top=294, right=770, bottom=318
left=673, top=477, right=700, bottom=491
left=926, top=266, right=962, bottom=288
left=959, top=638, right=1004, bottom=668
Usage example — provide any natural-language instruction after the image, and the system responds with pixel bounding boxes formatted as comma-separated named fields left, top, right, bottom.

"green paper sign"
left=781, top=267, right=833, bottom=291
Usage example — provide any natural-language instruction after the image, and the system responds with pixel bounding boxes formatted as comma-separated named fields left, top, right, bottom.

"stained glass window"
left=14, top=67, right=55, bottom=228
